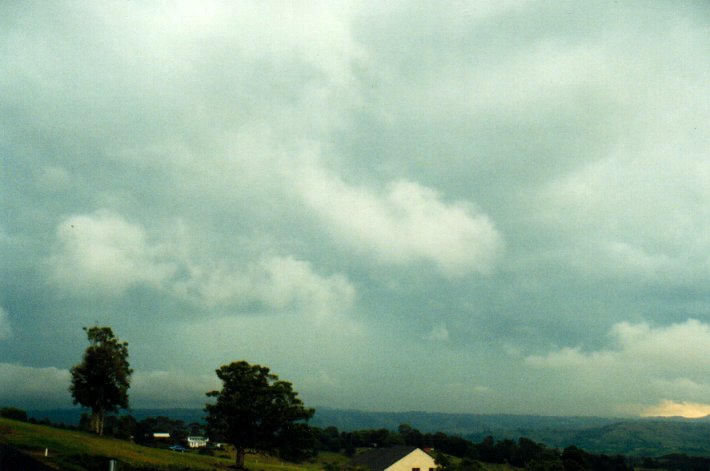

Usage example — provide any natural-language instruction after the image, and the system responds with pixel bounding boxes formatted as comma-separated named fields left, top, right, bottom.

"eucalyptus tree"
left=70, top=326, right=132, bottom=436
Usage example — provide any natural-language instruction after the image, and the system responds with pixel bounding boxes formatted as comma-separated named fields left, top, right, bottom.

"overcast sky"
left=1, top=1, right=709, bottom=418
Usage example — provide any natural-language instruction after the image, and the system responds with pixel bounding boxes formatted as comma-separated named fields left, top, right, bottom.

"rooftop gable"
left=352, top=446, right=430, bottom=471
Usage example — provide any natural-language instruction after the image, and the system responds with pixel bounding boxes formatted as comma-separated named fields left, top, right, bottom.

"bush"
left=0, top=407, right=28, bottom=421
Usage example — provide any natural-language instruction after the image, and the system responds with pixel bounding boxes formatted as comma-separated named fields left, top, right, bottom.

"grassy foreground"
left=0, top=417, right=321, bottom=470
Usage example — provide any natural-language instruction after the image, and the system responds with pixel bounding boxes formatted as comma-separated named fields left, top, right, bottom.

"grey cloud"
left=130, top=370, right=221, bottom=409
left=1, top=1, right=708, bottom=416
left=0, top=306, right=11, bottom=340
left=525, top=319, right=710, bottom=415
left=0, top=363, right=71, bottom=408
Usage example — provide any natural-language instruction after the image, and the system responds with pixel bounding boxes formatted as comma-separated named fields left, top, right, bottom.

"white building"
left=186, top=436, right=209, bottom=448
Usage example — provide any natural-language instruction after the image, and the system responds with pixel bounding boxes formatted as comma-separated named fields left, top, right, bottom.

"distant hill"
left=511, top=419, right=710, bottom=457
left=310, top=407, right=618, bottom=434
left=310, top=408, right=710, bottom=457
left=27, top=408, right=206, bottom=427
left=30, top=406, right=619, bottom=433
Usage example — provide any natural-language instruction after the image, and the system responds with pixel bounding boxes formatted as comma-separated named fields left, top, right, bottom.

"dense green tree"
left=316, top=426, right=342, bottom=452
left=434, top=450, right=453, bottom=471
left=562, top=446, right=589, bottom=471
left=205, top=360, right=315, bottom=469
left=0, top=406, right=28, bottom=421
left=101, top=414, right=137, bottom=440
left=399, top=423, right=425, bottom=447
left=69, top=326, right=132, bottom=436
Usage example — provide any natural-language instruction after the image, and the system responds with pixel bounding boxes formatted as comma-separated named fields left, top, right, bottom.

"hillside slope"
left=0, top=418, right=315, bottom=471
left=0, top=418, right=524, bottom=471
left=515, top=420, right=710, bottom=457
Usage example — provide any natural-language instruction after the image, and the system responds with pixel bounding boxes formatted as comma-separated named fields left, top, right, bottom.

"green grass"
left=0, top=417, right=315, bottom=470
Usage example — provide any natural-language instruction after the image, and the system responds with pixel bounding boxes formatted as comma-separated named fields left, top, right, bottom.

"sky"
left=1, top=1, right=709, bottom=418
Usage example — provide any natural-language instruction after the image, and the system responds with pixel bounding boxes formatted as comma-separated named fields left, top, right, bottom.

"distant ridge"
left=309, top=407, right=619, bottom=434
left=27, top=408, right=206, bottom=426
left=28, top=406, right=622, bottom=431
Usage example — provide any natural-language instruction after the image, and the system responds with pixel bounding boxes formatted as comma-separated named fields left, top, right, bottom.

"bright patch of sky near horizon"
left=1, top=1, right=709, bottom=418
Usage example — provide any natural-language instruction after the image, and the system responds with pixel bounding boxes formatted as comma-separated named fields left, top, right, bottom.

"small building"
left=351, top=446, right=437, bottom=471
left=186, top=436, right=210, bottom=448
left=152, top=432, right=170, bottom=439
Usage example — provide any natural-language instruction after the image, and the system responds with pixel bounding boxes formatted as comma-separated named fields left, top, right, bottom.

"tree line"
left=5, top=325, right=700, bottom=471
left=313, top=424, right=631, bottom=471
left=5, top=406, right=710, bottom=471
left=68, top=326, right=315, bottom=469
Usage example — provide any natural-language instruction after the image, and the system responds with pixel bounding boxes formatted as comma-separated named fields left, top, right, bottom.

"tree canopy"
left=69, top=326, right=132, bottom=436
left=205, top=360, right=315, bottom=469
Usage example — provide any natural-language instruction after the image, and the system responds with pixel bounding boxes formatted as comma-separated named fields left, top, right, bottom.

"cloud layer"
left=526, top=320, right=710, bottom=415
left=1, top=1, right=708, bottom=415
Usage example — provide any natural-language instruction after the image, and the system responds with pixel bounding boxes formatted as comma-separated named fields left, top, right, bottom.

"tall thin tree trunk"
left=98, top=411, right=104, bottom=436
left=91, top=413, right=98, bottom=435
left=236, top=447, right=246, bottom=469
left=91, top=411, right=105, bottom=436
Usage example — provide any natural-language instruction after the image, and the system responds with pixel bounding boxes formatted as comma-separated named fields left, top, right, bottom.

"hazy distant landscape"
left=24, top=407, right=710, bottom=458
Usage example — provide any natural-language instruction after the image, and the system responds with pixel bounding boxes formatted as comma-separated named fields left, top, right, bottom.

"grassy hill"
left=0, top=417, right=322, bottom=470
left=0, top=418, right=524, bottom=471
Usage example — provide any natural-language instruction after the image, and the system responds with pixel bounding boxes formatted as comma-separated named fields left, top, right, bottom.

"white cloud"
left=47, top=211, right=176, bottom=296
left=425, top=323, right=450, bottom=342
left=527, top=319, right=710, bottom=374
left=254, top=256, right=356, bottom=317
left=299, top=164, right=502, bottom=276
left=47, top=210, right=356, bottom=318
left=526, top=319, right=710, bottom=414
left=0, top=306, right=11, bottom=340
left=175, top=255, right=356, bottom=318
